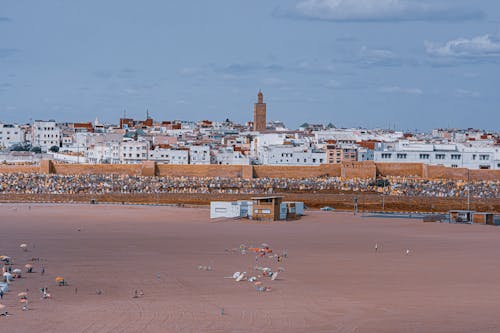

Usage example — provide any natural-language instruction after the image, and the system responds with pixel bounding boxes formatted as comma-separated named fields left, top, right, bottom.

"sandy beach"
left=1, top=204, right=500, bottom=332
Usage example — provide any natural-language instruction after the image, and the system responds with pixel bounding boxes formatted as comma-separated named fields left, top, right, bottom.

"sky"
left=0, top=0, right=499, bottom=131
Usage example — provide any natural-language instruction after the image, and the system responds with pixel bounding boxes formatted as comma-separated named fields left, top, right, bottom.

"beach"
left=1, top=204, right=500, bottom=332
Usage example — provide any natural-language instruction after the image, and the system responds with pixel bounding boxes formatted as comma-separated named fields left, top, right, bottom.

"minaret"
left=253, top=90, right=267, bottom=132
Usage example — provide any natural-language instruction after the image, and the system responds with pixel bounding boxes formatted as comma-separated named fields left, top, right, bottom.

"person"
left=0, top=289, right=3, bottom=299
left=133, top=290, right=138, bottom=298
left=375, top=243, right=379, bottom=252
left=41, top=265, right=45, bottom=275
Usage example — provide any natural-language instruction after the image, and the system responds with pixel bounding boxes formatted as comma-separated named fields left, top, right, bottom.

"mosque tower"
left=253, top=90, right=267, bottom=132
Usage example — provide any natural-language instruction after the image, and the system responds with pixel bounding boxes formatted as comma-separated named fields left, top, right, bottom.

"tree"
left=49, top=146, right=59, bottom=153
left=10, top=143, right=31, bottom=151
left=30, top=146, right=42, bottom=154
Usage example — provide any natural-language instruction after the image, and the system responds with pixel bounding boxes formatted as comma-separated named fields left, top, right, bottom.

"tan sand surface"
left=1, top=204, right=500, bottom=332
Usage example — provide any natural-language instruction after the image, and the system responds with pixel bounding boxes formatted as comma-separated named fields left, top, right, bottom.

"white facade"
left=32, top=120, right=61, bottom=151
left=86, top=142, right=121, bottom=164
left=374, top=141, right=500, bottom=170
left=189, top=145, right=211, bottom=165
left=258, top=145, right=326, bottom=166
left=0, top=123, right=25, bottom=149
left=149, top=147, right=189, bottom=164
left=213, top=148, right=250, bottom=165
left=119, top=140, right=150, bottom=164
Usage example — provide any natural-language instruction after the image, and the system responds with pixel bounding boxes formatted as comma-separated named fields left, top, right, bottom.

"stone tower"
left=253, top=90, right=267, bottom=132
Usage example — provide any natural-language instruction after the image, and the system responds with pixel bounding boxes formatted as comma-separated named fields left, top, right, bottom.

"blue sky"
left=0, top=0, right=499, bottom=130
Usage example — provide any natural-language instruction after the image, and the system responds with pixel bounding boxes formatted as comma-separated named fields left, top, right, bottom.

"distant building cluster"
left=1, top=91, right=499, bottom=169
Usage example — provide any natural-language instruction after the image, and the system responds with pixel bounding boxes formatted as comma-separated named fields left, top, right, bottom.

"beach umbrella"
left=55, top=276, right=64, bottom=282
left=0, top=256, right=10, bottom=262
left=24, top=264, right=32, bottom=268
left=254, top=281, right=263, bottom=286
left=13, top=269, right=22, bottom=274
left=17, top=292, right=28, bottom=298
left=3, top=272, right=12, bottom=279
left=20, top=244, right=28, bottom=251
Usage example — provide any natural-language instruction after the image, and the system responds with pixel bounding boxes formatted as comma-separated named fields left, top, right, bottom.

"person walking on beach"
left=375, top=243, right=379, bottom=252
left=0, top=289, right=4, bottom=299
left=41, top=265, right=45, bottom=275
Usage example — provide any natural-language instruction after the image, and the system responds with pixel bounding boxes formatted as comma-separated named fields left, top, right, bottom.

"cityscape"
left=1, top=91, right=499, bottom=169
left=1, top=1, right=500, bottom=332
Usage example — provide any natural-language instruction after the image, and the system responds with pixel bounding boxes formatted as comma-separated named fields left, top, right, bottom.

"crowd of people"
left=0, top=173, right=498, bottom=199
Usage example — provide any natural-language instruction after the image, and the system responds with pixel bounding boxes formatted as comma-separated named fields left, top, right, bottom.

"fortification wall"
left=0, top=160, right=498, bottom=181
left=0, top=164, right=39, bottom=174
left=376, top=163, right=424, bottom=177
left=52, top=163, right=142, bottom=176
left=341, top=161, right=376, bottom=179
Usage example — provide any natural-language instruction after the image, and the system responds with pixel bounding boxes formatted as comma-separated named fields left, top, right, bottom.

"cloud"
left=358, top=46, right=400, bottom=66
left=379, top=86, right=423, bottom=95
left=282, top=0, right=483, bottom=22
left=0, top=48, right=19, bottom=59
left=425, top=34, right=500, bottom=59
left=454, top=89, right=480, bottom=98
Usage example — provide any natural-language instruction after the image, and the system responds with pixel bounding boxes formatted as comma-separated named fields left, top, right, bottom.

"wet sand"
left=1, top=204, right=500, bottom=332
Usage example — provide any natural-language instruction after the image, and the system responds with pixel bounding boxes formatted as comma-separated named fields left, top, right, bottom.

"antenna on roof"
left=123, top=109, right=127, bottom=118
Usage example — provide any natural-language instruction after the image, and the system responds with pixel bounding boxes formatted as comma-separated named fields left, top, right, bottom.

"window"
left=381, top=153, right=392, bottom=159
left=451, top=164, right=458, bottom=168
left=479, top=155, right=489, bottom=161
left=451, top=154, right=461, bottom=160
left=435, top=154, right=445, bottom=160
left=472, top=154, right=476, bottom=160
left=419, top=154, right=430, bottom=159
left=397, top=153, right=407, bottom=159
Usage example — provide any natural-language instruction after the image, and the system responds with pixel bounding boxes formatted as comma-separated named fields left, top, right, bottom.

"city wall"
left=0, top=160, right=499, bottom=181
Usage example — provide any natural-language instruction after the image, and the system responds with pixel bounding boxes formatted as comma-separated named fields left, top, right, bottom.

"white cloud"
left=358, top=46, right=400, bottom=66
left=454, top=89, right=480, bottom=98
left=425, top=34, right=500, bottom=58
left=379, top=86, right=423, bottom=95
left=292, top=0, right=482, bottom=22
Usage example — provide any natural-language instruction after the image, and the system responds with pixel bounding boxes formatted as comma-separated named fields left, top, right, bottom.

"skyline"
left=1, top=1, right=500, bottom=131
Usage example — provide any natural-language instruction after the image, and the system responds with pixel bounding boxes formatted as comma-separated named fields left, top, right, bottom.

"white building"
left=213, top=147, right=251, bottom=165
left=149, top=147, right=189, bottom=164
left=119, top=140, right=149, bottom=164
left=86, top=142, right=121, bottom=164
left=32, top=120, right=61, bottom=152
left=189, top=145, right=211, bottom=165
left=374, top=141, right=500, bottom=170
left=0, top=123, right=25, bottom=149
left=258, top=145, right=326, bottom=166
